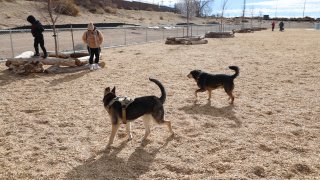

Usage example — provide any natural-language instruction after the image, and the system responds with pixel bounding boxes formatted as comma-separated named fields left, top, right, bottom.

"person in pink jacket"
left=82, top=22, right=104, bottom=70
left=271, top=21, right=275, bottom=31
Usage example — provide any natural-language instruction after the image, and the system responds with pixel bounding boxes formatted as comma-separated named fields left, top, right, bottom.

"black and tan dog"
left=103, top=78, right=174, bottom=147
left=187, top=66, right=239, bottom=104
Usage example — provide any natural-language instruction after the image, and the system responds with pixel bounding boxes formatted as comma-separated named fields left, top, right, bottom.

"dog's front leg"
left=126, top=122, right=133, bottom=141
left=195, top=89, right=206, bottom=98
left=107, top=123, right=120, bottom=147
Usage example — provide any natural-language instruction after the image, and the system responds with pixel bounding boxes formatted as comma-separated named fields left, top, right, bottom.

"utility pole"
left=274, top=0, right=278, bottom=18
left=302, top=0, right=307, bottom=17
left=242, top=0, right=246, bottom=22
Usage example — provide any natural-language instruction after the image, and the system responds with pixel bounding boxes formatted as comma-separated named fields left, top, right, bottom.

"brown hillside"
left=0, top=0, right=207, bottom=29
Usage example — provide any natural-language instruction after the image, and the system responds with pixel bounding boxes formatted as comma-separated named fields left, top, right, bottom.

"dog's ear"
left=105, top=87, right=111, bottom=93
left=111, top=87, right=116, bottom=94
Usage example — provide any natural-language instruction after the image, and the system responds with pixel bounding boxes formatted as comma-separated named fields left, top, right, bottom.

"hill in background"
left=0, top=0, right=208, bottom=29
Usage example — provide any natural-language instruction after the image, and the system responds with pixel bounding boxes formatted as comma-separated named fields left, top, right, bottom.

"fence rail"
left=0, top=21, right=315, bottom=60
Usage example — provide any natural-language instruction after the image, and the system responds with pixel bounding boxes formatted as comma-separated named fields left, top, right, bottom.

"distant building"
left=263, top=15, right=270, bottom=20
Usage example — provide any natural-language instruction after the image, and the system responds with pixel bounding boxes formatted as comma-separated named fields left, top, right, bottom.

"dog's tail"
left=149, top=78, right=166, bottom=104
left=229, top=66, right=239, bottom=79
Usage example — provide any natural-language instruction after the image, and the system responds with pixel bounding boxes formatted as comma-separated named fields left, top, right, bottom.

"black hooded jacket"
left=27, top=15, right=44, bottom=37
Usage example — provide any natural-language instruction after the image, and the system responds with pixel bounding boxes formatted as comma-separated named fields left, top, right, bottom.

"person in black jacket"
left=27, top=15, right=47, bottom=58
left=279, top=21, right=284, bottom=32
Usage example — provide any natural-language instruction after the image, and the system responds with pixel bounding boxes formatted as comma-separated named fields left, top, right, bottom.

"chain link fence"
left=0, top=21, right=315, bottom=60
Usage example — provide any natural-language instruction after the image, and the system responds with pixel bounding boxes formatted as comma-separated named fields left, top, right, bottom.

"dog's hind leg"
left=107, top=123, right=120, bottom=147
left=228, top=92, right=235, bottom=104
left=163, top=120, right=174, bottom=135
left=126, top=122, right=133, bottom=141
left=207, top=89, right=212, bottom=100
left=152, top=111, right=174, bottom=135
left=142, top=115, right=151, bottom=140
left=224, top=83, right=235, bottom=104
left=225, top=90, right=235, bottom=104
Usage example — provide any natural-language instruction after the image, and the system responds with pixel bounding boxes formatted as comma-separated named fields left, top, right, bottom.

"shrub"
left=104, top=6, right=117, bottom=14
left=53, top=0, right=80, bottom=16
left=89, top=7, right=104, bottom=14
left=89, top=8, right=97, bottom=13
left=146, top=7, right=153, bottom=11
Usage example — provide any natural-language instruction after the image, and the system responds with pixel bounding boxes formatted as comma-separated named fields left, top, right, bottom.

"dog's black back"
left=103, top=78, right=166, bottom=124
left=190, top=66, right=239, bottom=90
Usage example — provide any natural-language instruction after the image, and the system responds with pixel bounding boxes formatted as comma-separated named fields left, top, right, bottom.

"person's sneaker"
left=34, top=53, right=40, bottom=57
left=94, top=64, right=101, bottom=70
left=42, top=53, right=48, bottom=58
left=89, top=64, right=94, bottom=71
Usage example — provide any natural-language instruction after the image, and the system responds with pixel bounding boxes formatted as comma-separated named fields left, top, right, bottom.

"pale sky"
left=125, top=0, right=320, bottom=18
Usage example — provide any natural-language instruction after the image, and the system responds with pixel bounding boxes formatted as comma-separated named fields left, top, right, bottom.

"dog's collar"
left=196, top=72, right=203, bottom=80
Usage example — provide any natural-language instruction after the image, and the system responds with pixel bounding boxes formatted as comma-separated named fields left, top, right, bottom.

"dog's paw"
left=170, top=132, right=175, bottom=137
left=106, top=143, right=112, bottom=149
left=141, top=139, right=151, bottom=147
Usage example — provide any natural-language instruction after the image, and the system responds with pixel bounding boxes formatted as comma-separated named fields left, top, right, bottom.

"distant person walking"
left=271, top=21, right=275, bottom=31
left=279, top=21, right=284, bottom=32
left=27, top=15, right=47, bottom=58
left=82, top=22, right=104, bottom=70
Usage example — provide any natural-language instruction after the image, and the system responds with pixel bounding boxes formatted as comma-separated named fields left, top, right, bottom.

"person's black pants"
left=88, top=47, right=100, bottom=64
left=34, top=35, right=47, bottom=55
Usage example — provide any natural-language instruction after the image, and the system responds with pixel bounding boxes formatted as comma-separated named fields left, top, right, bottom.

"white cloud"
left=125, top=0, right=320, bottom=17
left=125, top=0, right=177, bottom=6
left=247, top=0, right=320, bottom=16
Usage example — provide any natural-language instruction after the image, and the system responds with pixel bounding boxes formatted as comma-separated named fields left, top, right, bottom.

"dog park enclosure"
left=1, top=29, right=320, bottom=179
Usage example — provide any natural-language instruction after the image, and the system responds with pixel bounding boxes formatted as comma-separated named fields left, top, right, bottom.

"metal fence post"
left=205, top=25, right=207, bottom=35
left=183, top=27, right=184, bottom=37
left=197, top=25, right=199, bottom=36
left=162, top=27, right=164, bottom=40
left=146, top=27, right=148, bottom=42
left=176, top=26, right=178, bottom=37
left=124, top=28, right=127, bottom=45
left=9, top=30, right=14, bottom=58
left=56, top=28, right=60, bottom=52
left=70, top=24, right=75, bottom=54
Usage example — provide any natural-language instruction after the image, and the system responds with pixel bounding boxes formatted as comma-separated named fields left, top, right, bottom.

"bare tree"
left=176, top=0, right=197, bottom=37
left=47, top=0, right=60, bottom=57
left=250, top=4, right=254, bottom=28
left=176, top=0, right=215, bottom=36
left=176, top=0, right=197, bottom=19
left=194, top=0, right=214, bottom=17
left=36, top=0, right=79, bottom=57
left=259, top=10, right=263, bottom=28
left=219, top=0, right=229, bottom=32
left=177, top=0, right=214, bottom=18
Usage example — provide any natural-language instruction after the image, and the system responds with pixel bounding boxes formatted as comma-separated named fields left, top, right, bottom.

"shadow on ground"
left=65, top=136, right=174, bottom=179
left=49, top=71, right=88, bottom=86
left=179, top=101, right=241, bottom=127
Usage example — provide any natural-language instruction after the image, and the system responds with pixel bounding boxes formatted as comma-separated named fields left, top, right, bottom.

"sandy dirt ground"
left=1, top=29, right=320, bottom=179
